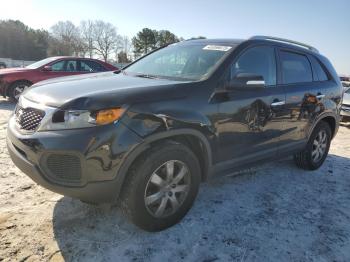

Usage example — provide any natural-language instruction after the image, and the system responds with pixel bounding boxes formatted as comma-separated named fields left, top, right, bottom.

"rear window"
left=280, top=51, right=313, bottom=84
left=80, top=60, right=106, bottom=72
left=310, top=56, right=329, bottom=81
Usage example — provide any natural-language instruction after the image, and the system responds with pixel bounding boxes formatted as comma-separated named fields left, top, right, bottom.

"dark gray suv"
left=7, top=36, right=342, bottom=231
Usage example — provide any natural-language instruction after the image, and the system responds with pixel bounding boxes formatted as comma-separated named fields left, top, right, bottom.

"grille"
left=15, top=106, right=45, bottom=131
left=46, top=154, right=82, bottom=181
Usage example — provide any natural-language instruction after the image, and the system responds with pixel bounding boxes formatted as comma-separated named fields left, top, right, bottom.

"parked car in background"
left=341, top=87, right=350, bottom=121
left=0, top=57, right=118, bottom=101
left=7, top=36, right=342, bottom=231
left=0, top=62, right=6, bottom=69
left=340, top=75, right=350, bottom=89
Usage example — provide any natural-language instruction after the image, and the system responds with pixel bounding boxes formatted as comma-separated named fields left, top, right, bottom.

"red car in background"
left=0, top=57, right=118, bottom=101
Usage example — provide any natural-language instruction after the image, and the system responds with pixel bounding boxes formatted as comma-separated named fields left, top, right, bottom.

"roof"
left=181, top=38, right=245, bottom=46
left=182, top=36, right=320, bottom=54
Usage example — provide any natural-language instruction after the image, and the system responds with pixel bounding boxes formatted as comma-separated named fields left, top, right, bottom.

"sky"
left=1, top=0, right=349, bottom=74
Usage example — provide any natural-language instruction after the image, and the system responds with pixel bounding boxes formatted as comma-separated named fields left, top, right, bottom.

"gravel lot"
left=1, top=97, right=350, bottom=262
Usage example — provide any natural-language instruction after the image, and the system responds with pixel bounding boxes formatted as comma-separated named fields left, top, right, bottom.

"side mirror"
left=42, top=65, right=52, bottom=72
left=228, top=73, right=265, bottom=90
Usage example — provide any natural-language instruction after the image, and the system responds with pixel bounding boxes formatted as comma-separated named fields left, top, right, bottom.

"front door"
left=38, top=60, right=82, bottom=82
left=216, top=45, right=287, bottom=167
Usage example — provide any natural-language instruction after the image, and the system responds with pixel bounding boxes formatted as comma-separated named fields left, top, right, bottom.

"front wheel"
left=294, top=121, right=332, bottom=170
left=9, top=81, right=31, bottom=102
left=120, top=142, right=201, bottom=231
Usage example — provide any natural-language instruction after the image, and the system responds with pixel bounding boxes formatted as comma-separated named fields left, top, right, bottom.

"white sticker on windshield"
left=203, top=45, right=232, bottom=52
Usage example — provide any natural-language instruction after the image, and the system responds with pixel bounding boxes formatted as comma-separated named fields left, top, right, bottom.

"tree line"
left=0, top=19, right=206, bottom=63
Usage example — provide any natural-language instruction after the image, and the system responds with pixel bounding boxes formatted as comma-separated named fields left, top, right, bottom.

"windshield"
left=26, top=57, right=59, bottom=69
left=124, top=43, right=233, bottom=81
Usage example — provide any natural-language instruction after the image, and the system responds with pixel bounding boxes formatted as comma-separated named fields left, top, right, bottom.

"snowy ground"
left=1, top=97, right=350, bottom=262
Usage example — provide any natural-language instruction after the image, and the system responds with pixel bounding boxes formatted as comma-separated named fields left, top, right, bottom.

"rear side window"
left=231, top=46, right=277, bottom=86
left=310, top=56, right=329, bottom=82
left=66, top=60, right=78, bottom=72
left=280, top=51, right=313, bottom=84
left=80, top=60, right=107, bottom=72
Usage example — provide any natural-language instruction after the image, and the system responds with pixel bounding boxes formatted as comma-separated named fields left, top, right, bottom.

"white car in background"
left=341, top=87, right=350, bottom=121
left=340, top=75, right=350, bottom=89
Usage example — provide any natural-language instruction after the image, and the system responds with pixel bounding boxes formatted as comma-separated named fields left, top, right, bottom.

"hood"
left=0, top=67, right=32, bottom=75
left=23, top=72, right=189, bottom=110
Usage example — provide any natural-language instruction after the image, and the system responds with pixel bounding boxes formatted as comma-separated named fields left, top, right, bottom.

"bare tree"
left=50, top=21, right=85, bottom=56
left=122, top=36, right=132, bottom=56
left=93, top=21, right=118, bottom=62
left=80, top=20, right=95, bottom=58
left=115, top=35, right=132, bottom=62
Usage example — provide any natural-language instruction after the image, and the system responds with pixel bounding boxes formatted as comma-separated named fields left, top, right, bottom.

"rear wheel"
left=120, top=142, right=201, bottom=231
left=294, top=121, right=331, bottom=170
left=9, top=81, right=31, bottom=102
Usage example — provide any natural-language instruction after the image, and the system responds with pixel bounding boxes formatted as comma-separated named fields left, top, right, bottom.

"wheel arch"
left=5, top=79, right=33, bottom=97
left=113, top=128, right=212, bottom=202
left=308, top=113, right=338, bottom=140
left=321, top=116, right=336, bottom=138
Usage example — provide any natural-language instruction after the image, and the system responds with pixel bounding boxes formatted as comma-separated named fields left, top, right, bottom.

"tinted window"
left=280, top=51, right=312, bottom=84
left=51, top=60, right=77, bottom=72
left=80, top=60, right=106, bottom=72
left=231, top=46, right=276, bottom=86
left=66, top=60, right=77, bottom=72
left=310, top=56, right=329, bottom=81
left=51, top=61, right=65, bottom=71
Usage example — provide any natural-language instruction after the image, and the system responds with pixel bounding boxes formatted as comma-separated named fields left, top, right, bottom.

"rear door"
left=277, top=49, right=326, bottom=152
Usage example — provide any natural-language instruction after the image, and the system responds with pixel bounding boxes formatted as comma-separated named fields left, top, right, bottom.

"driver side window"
left=51, top=61, right=65, bottom=71
left=231, top=46, right=277, bottom=86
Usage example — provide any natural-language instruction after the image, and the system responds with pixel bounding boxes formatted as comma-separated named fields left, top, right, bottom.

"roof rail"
left=250, top=35, right=319, bottom=53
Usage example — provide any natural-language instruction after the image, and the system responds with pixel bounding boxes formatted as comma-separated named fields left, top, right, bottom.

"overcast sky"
left=1, top=0, right=349, bottom=74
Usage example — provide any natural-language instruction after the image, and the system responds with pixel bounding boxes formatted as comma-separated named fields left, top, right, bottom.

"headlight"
left=38, top=108, right=125, bottom=131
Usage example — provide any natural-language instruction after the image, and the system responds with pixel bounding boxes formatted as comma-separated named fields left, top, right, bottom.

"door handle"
left=271, top=101, right=285, bottom=106
left=316, top=94, right=325, bottom=99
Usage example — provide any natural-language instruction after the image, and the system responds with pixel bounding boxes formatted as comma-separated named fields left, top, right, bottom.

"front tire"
left=9, top=81, right=31, bottom=102
left=294, top=121, right=332, bottom=170
left=120, top=141, right=201, bottom=231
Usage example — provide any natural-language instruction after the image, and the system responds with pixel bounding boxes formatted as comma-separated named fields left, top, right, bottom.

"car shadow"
left=52, top=153, right=350, bottom=261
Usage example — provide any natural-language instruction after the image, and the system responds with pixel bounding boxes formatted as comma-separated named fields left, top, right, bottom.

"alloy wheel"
left=13, top=84, right=29, bottom=100
left=144, top=160, right=191, bottom=218
left=311, top=129, right=328, bottom=163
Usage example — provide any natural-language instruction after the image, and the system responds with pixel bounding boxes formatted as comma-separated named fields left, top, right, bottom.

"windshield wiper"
left=133, top=73, right=159, bottom=79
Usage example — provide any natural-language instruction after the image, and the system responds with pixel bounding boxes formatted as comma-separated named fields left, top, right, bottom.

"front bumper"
left=7, top=116, right=143, bottom=203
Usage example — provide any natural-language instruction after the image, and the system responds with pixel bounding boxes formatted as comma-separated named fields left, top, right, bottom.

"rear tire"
left=9, top=81, right=31, bottom=102
left=120, top=141, right=201, bottom=231
left=294, top=121, right=331, bottom=170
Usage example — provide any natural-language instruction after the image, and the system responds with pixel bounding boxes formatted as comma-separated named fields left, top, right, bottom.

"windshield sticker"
left=203, top=45, right=232, bottom=52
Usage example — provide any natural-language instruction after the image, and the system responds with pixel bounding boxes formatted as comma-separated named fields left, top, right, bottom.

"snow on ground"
left=1, top=97, right=350, bottom=262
